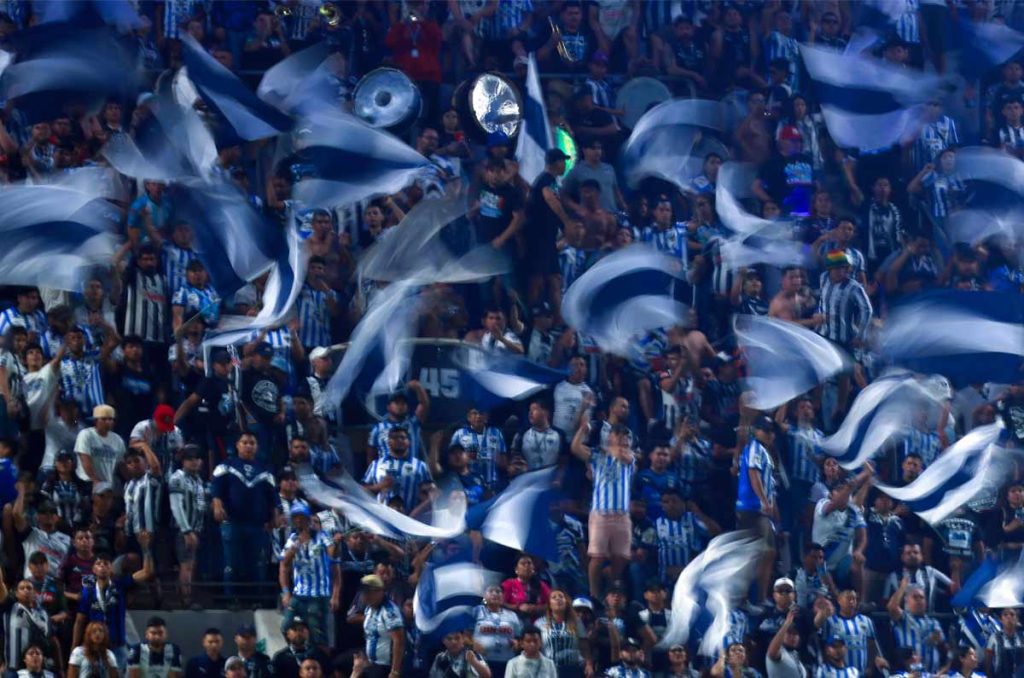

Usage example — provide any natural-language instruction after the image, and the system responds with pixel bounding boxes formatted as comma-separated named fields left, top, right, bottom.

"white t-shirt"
left=767, top=647, right=808, bottom=678
left=21, top=527, right=70, bottom=578
left=43, top=417, right=81, bottom=471
left=812, top=498, right=866, bottom=569
left=23, top=364, right=58, bottom=431
left=505, top=654, right=557, bottom=678
left=69, top=647, right=118, bottom=678
left=552, top=380, right=593, bottom=435
left=74, top=427, right=126, bottom=483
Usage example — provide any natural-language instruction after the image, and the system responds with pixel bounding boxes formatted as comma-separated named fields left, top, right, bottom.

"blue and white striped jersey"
left=364, top=600, right=405, bottom=666
left=171, top=284, right=221, bottom=326
left=736, top=439, right=776, bottom=513
left=163, top=243, right=197, bottom=300
left=369, top=416, right=425, bottom=461
left=821, top=614, right=877, bottom=673
left=124, top=472, right=161, bottom=536
left=642, top=223, right=691, bottom=270
left=894, top=0, right=921, bottom=43
left=450, top=425, right=506, bottom=487
left=901, top=429, right=942, bottom=468
left=787, top=425, right=824, bottom=485
left=296, top=284, right=336, bottom=349
left=559, top=246, right=588, bottom=296
left=814, top=665, right=860, bottom=678
left=892, top=611, right=944, bottom=673
left=590, top=450, right=634, bottom=514
left=915, top=116, right=959, bottom=170
left=362, top=454, right=432, bottom=512
left=0, top=307, right=46, bottom=336
left=126, top=642, right=182, bottom=678
left=655, top=512, right=707, bottom=578
left=60, top=352, right=105, bottom=413
left=920, top=170, right=965, bottom=220
left=284, top=530, right=334, bottom=598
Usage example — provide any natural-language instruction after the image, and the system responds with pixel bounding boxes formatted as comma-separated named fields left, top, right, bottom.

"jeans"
left=282, top=596, right=330, bottom=648
left=220, top=522, right=269, bottom=597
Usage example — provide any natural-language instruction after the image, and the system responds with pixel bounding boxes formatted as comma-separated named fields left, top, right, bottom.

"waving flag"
left=479, top=466, right=561, bottom=561
left=800, top=43, right=946, bottom=151
left=0, top=184, right=118, bottom=291
left=880, top=290, right=1024, bottom=386
left=257, top=42, right=332, bottom=114
left=291, top=108, right=432, bottom=209
left=949, top=16, right=1024, bottom=79
left=562, top=245, right=688, bottom=356
left=620, top=99, right=726, bottom=189
left=180, top=35, right=293, bottom=143
left=453, top=347, right=568, bottom=411
left=415, top=563, right=502, bottom=638
left=514, top=53, right=552, bottom=184
left=736, top=316, right=850, bottom=410
left=660, top=531, right=764, bottom=656
left=874, top=424, right=1007, bottom=524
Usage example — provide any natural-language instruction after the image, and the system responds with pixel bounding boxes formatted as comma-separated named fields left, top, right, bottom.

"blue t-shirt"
left=0, top=457, right=17, bottom=507
left=78, top=575, right=135, bottom=647
left=736, top=439, right=775, bottom=513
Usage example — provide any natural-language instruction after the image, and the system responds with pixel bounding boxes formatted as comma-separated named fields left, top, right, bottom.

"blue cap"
left=291, top=505, right=312, bottom=519
left=487, top=131, right=510, bottom=148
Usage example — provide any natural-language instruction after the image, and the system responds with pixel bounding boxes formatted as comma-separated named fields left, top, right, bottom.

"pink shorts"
left=588, top=512, right=632, bottom=560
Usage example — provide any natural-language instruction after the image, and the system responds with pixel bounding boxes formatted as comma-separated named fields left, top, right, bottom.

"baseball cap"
left=487, top=131, right=510, bottom=148
left=254, top=343, right=274, bottom=358
left=826, top=635, right=847, bottom=645
left=607, top=580, right=627, bottom=595
left=236, top=624, right=256, bottom=637
left=92, top=481, right=114, bottom=495
left=752, top=415, right=775, bottom=432
left=180, top=444, right=202, bottom=460
left=779, top=125, right=802, bottom=142
left=278, top=465, right=298, bottom=481
left=153, top=404, right=175, bottom=433
left=623, top=637, right=642, bottom=649
left=824, top=250, right=851, bottom=269
left=545, top=148, right=570, bottom=164
left=645, top=578, right=666, bottom=592
left=291, top=504, right=312, bottom=519
left=774, top=577, right=795, bottom=591
left=309, top=346, right=330, bottom=362
left=361, top=574, right=385, bottom=589
left=571, top=597, right=594, bottom=611
left=210, top=348, right=231, bottom=364
left=56, top=449, right=75, bottom=462
left=287, top=617, right=308, bottom=630
left=92, top=404, right=116, bottom=420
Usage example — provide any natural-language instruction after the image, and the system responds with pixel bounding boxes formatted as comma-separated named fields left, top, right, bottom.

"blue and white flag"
left=562, top=245, right=688, bottom=357
left=454, top=347, right=568, bottom=411
left=180, top=35, right=293, bottom=143
left=880, top=290, right=1024, bottom=386
left=170, top=179, right=287, bottom=298
left=514, top=53, right=552, bottom=185
left=0, top=184, right=118, bottom=291
left=479, top=466, right=561, bottom=561
left=415, top=563, right=502, bottom=638
left=297, top=465, right=466, bottom=540
left=291, top=108, right=432, bottom=209
left=949, top=16, right=1024, bottom=79
left=257, top=42, right=332, bottom=114
left=875, top=423, right=1007, bottom=524
left=621, top=99, right=725, bottom=190
left=32, top=0, right=143, bottom=31
left=659, top=531, right=764, bottom=656
left=820, top=371, right=938, bottom=470
left=736, top=316, right=850, bottom=410
left=800, top=43, right=946, bottom=151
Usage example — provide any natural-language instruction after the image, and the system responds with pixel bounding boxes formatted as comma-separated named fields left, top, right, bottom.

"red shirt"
left=384, top=20, right=443, bottom=83
left=501, top=577, right=551, bottom=607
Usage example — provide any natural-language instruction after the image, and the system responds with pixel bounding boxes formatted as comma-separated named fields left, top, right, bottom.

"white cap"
left=309, top=346, right=331, bottom=362
left=773, top=577, right=795, bottom=591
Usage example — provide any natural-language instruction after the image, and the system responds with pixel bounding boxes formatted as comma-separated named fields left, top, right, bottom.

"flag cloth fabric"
left=514, top=53, right=552, bottom=185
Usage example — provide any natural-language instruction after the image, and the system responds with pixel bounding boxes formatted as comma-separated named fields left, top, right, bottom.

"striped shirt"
left=642, top=223, right=691, bottom=271
left=655, top=513, right=707, bottom=578
left=368, top=416, right=425, bottom=461
left=124, top=472, right=161, bottom=536
left=171, top=284, right=221, bottom=327
left=168, top=469, right=206, bottom=534
left=296, top=284, right=336, bottom=348
left=958, top=608, right=1000, bottom=653
left=559, top=247, right=588, bottom=295
left=284, top=530, right=334, bottom=598
left=865, top=201, right=902, bottom=264
left=126, top=642, right=182, bottom=678
left=894, top=0, right=921, bottom=43
left=814, top=666, right=859, bottom=678
left=901, top=429, right=941, bottom=468
left=986, top=628, right=1024, bottom=678
left=590, top=450, right=634, bottom=514
left=364, top=600, right=404, bottom=667
left=60, top=352, right=105, bottom=413
left=362, top=454, right=432, bottom=512
left=450, top=425, right=506, bottom=487
left=480, top=0, right=532, bottom=40
left=677, top=438, right=712, bottom=496
left=920, top=170, right=965, bottom=220
left=0, top=349, right=23, bottom=404
left=535, top=617, right=586, bottom=667
left=121, top=268, right=169, bottom=344
left=822, top=614, right=876, bottom=673
left=41, top=477, right=88, bottom=528
left=0, top=307, right=46, bottom=337
left=162, top=0, right=207, bottom=40
left=787, top=425, right=824, bottom=484
left=2, top=601, right=50, bottom=669
left=817, top=277, right=872, bottom=346
left=162, top=244, right=197, bottom=300
left=915, top=117, right=959, bottom=170
left=998, top=124, right=1024, bottom=152
left=764, top=31, right=800, bottom=90
left=260, top=327, right=297, bottom=385
left=892, top=611, right=944, bottom=673
left=737, top=439, right=776, bottom=513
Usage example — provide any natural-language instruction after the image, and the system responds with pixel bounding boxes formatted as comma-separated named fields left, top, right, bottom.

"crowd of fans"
left=0, top=1, right=1022, bottom=678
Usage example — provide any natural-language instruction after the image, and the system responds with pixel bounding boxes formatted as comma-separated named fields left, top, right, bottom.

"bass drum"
left=615, top=76, right=672, bottom=130
left=452, top=72, right=523, bottom=142
left=352, top=67, right=423, bottom=131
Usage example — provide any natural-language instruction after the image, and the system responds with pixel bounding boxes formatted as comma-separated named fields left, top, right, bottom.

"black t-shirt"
left=109, top=363, right=157, bottom=438
left=570, top=106, right=615, bottom=139
left=241, top=368, right=281, bottom=424
left=476, top=182, right=523, bottom=244
left=195, top=375, right=233, bottom=435
left=759, top=152, right=815, bottom=215
left=526, top=172, right=561, bottom=247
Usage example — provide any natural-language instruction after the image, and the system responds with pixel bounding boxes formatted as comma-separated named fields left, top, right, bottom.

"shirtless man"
left=769, top=266, right=822, bottom=328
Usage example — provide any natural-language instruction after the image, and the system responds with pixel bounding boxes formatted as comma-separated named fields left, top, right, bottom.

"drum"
left=615, top=76, right=672, bottom=130
left=352, top=67, right=422, bottom=130
left=453, top=72, right=522, bottom=141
